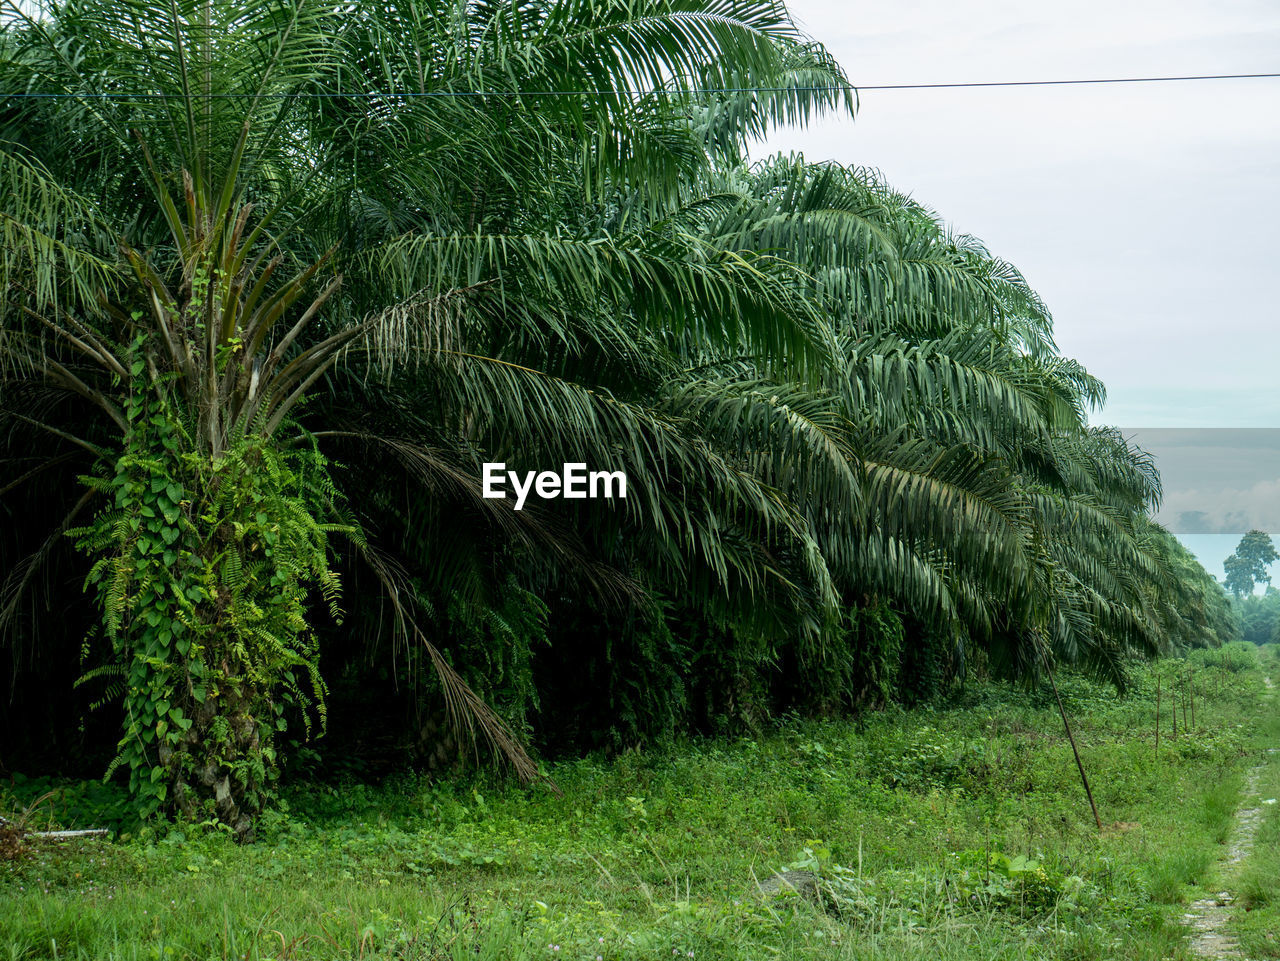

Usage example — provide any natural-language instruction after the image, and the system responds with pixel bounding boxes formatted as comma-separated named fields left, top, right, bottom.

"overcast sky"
left=756, top=0, right=1280, bottom=429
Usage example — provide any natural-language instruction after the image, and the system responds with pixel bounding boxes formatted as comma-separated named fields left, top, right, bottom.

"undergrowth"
left=2, top=643, right=1276, bottom=960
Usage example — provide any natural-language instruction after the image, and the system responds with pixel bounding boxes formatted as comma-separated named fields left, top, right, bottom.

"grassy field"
left=3, top=642, right=1277, bottom=961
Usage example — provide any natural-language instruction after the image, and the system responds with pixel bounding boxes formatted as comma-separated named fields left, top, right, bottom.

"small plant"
left=0, top=791, right=60, bottom=862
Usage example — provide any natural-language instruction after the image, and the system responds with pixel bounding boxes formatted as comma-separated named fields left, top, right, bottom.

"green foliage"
left=896, top=621, right=953, bottom=705
left=812, top=849, right=1100, bottom=925
left=1192, top=641, right=1261, bottom=673
left=600, top=613, right=695, bottom=749
left=1146, top=528, right=1240, bottom=652
left=867, top=725, right=996, bottom=794
left=439, top=583, right=549, bottom=738
left=0, top=774, right=137, bottom=834
left=800, top=601, right=904, bottom=714
left=69, top=351, right=350, bottom=834
left=1235, top=588, right=1280, bottom=645
left=535, top=600, right=701, bottom=752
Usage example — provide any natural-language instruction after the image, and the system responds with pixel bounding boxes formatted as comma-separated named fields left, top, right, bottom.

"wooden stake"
left=1155, top=674, right=1161, bottom=759
left=1182, top=676, right=1189, bottom=732
left=1034, top=633, right=1102, bottom=831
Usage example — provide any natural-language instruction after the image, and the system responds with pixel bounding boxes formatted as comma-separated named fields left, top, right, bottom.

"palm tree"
left=0, top=0, right=855, bottom=833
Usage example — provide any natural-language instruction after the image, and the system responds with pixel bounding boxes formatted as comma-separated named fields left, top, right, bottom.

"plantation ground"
left=3, top=643, right=1278, bottom=961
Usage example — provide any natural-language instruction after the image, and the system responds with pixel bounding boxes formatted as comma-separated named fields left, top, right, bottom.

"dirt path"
left=1183, top=674, right=1274, bottom=959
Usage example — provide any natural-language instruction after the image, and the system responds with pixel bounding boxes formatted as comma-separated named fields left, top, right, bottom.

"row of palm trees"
left=1, top=0, right=1234, bottom=831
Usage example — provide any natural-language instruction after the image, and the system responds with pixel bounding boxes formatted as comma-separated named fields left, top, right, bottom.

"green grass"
left=3, top=643, right=1277, bottom=961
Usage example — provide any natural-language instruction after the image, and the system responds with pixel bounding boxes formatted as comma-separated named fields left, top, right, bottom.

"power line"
left=858, top=72, right=1280, bottom=90
left=2, top=72, right=1279, bottom=99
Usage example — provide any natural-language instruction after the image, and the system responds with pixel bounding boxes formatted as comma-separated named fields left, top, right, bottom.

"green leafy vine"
left=71, top=339, right=354, bottom=837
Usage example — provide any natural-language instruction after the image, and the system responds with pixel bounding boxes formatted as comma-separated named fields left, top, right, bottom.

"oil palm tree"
left=0, top=0, right=853, bottom=833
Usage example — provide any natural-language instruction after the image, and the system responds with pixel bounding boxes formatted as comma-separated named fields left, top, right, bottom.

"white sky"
left=756, top=0, right=1280, bottom=428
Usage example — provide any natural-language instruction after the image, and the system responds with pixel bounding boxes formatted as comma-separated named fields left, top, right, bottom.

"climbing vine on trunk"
left=71, top=348, right=351, bottom=839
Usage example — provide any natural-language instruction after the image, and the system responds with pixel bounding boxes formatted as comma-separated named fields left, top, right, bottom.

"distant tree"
left=1224, top=530, right=1280, bottom=598
left=1225, top=554, right=1252, bottom=598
